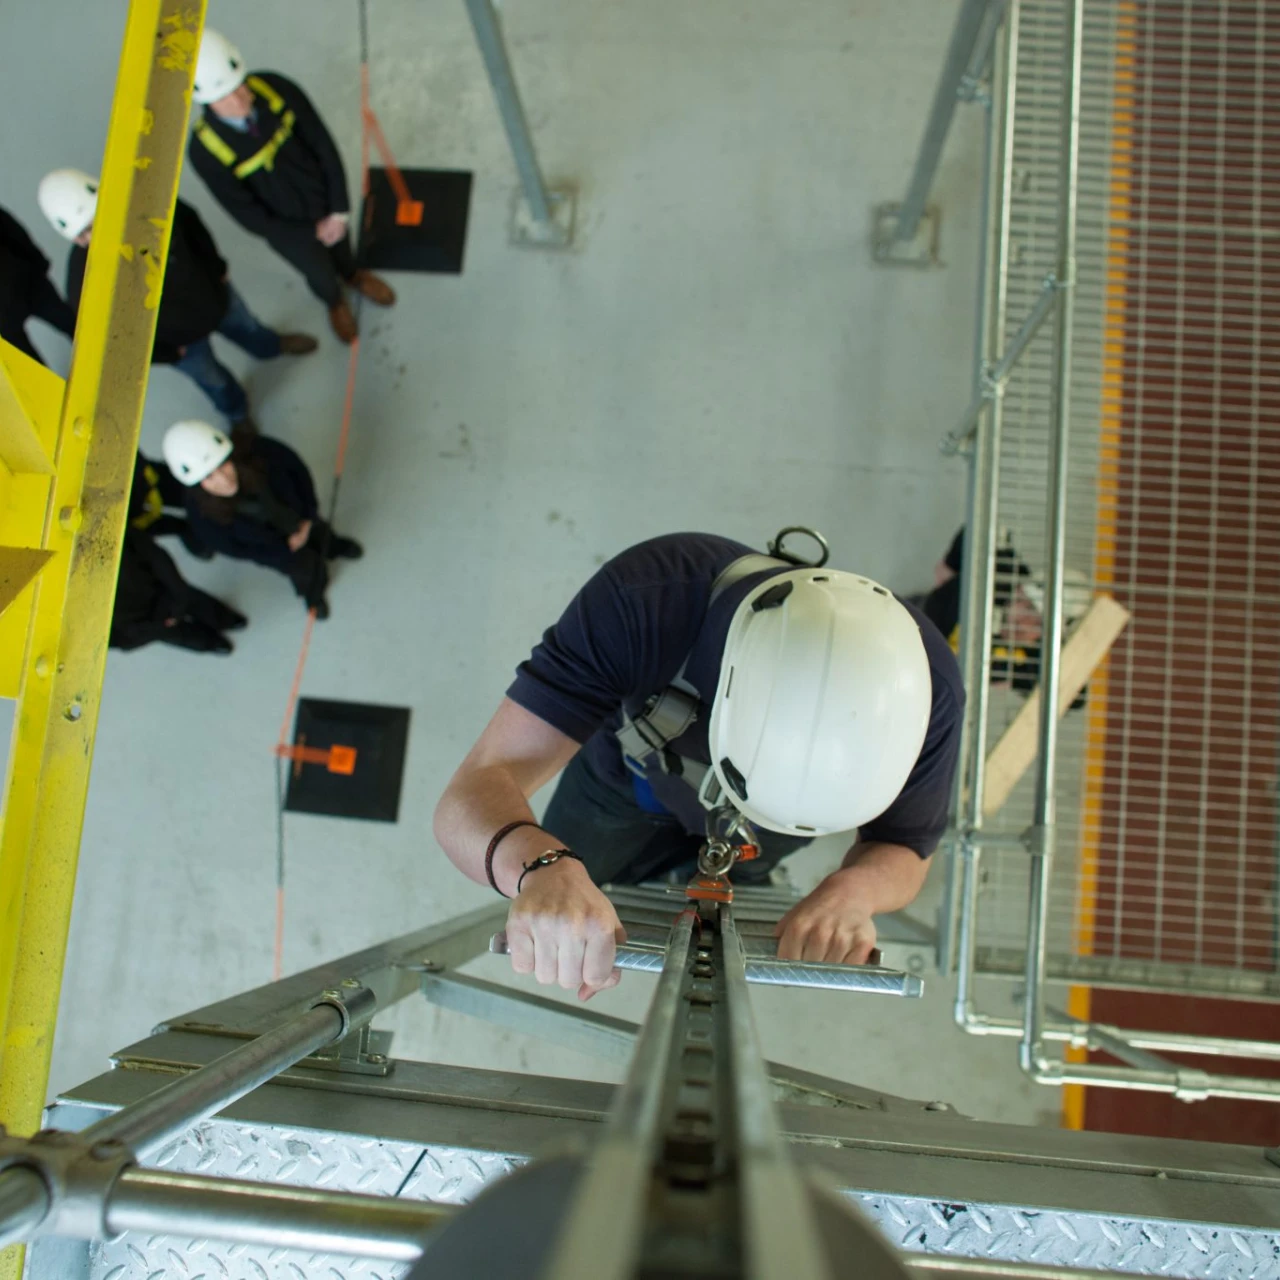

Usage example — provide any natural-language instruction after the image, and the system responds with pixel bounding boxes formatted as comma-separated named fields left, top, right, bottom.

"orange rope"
left=276, top=607, right=318, bottom=750
left=273, top=886, right=286, bottom=982
left=334, top=337, right=362, bottom=480
left=272, top=21, right=411, bottom=978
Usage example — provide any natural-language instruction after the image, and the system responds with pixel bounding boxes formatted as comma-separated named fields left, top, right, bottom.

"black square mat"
left=283, top=698, right=411, bottom=823
left=358, top=167, right=472, bottom=275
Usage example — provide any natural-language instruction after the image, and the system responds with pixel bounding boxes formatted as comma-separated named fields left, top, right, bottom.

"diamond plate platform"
left=82, top=1117, right=523, bottom=1280
left=40, top=1111, right=1280, bottom=1280
left=857, top=1194, right=1280, bottom=1280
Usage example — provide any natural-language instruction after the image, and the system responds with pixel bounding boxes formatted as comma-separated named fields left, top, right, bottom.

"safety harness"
left=129, top=462, right=165, bottom=531
left=195, top=76, right=297, bottom=180
left=614, top=550, right=796, bottom=811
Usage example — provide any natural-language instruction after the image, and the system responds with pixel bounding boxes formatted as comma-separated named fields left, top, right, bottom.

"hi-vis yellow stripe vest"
left=195, top=76, right=296, bottom=180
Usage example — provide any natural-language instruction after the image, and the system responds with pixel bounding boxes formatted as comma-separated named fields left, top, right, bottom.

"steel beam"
left=0, top=0, right=206, bottom=1242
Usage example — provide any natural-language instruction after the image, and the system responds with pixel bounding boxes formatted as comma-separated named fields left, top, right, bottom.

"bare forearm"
left=433, top=767, right=555, bottom=896
left=836, top=841, right=930, bottom=914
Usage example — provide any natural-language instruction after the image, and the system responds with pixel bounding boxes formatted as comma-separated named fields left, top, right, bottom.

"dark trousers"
left=541, top=752, right=809, bottom=887
left=114, top=586, right=241, bottom=653
left=1, top=278, right=75, bottom=365
left=281, top=517, right=355, bottom=606
left=266, top=229, right=357, bottom=307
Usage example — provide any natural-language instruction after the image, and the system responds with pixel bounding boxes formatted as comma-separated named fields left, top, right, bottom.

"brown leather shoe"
left=350, top=270, right=396, bottom=306
left=328, top=301, right=357, bottom=344
left=278, top=332, right=318, bottom=355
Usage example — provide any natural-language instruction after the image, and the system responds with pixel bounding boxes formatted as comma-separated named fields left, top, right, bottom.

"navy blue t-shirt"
left=507, top=533, right=965, bottom=857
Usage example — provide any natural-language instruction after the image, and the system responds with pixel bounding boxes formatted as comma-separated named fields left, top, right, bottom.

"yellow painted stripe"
left=1062, top=1, right=1137, bottom=1132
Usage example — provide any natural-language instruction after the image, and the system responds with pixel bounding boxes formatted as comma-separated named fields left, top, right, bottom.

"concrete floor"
left=1, top=0, right=1059, bottom=1128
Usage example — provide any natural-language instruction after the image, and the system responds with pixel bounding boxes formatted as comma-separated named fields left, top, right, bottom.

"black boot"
left=328, top=535, right=364, bottom=560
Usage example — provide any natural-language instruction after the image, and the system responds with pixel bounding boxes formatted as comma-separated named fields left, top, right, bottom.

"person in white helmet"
left=38, top=168, right=316, bottom=428
left=187, top=28, right=395, bottom=344
left=162, top=420, right=362, bottom=620
left=921, top=526, right=1092, bottom=706
left=434, top=532, right=964, bottom=1000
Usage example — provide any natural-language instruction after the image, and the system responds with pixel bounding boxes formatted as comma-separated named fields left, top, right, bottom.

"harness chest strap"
left=195, top=76, right=296, bottom=180
left=615, top=553, right=789, bottom=793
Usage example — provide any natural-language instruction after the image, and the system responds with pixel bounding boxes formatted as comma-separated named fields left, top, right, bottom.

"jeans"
left=172, top=287, right=281, bottom=422
left=541, top=752, right=809, bottom=887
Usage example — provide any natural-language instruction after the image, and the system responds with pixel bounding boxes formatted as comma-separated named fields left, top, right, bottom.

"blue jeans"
left=172, top=287, right=281, bottom=422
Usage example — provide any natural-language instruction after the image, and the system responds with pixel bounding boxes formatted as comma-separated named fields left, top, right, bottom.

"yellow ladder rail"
left=0, top=4, right=204, bottom=1274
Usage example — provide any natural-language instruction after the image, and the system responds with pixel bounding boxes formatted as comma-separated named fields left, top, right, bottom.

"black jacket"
left=66, top=199, right=229, bottom=363
left=111, top=530, right=192, bottom=649
left=129, top=452, right=188, bottom=527
left=0, top=206, right=73, bottom=357
left=189, top=72, right=349, bottom=240
left=185, top=436, right=319, bottom=570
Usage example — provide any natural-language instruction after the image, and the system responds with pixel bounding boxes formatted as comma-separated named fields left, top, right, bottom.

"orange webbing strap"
left=363, top=106, right=424, bottom=226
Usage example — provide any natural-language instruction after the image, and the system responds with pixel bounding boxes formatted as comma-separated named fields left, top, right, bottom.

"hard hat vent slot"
left=872, top=586, right=888, bottom=596
left=752, top=581, right=793, bottom=613
left=719, top=757, right=748, bottom=801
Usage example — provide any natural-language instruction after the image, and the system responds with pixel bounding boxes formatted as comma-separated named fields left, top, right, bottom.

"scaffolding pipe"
left=461, top=0, right=556, bottom=229
left=943, top=274, right=1059, bottom=456
left=893, top=0, right=1003, bottom=243
left=1021, top=0, right=1085, bottom=1077
left=78, top=1003, right=345, bottom=1157
left=0, top=1172, right=47, bottom=1252
left=949, top=0, right=1020, bottom=999
left=105, top=1168, right=451, bottom=1260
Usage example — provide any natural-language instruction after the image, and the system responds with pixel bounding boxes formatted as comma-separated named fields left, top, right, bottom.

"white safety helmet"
left=37, top=169, right=98, bottom=241
left=1022, top=569, right=1092, bottom=626
left=193, top=29, right=247, bottom=105
left=708, top=570, right=933, bottom=837
left=163, top=420, right=233, bottom=486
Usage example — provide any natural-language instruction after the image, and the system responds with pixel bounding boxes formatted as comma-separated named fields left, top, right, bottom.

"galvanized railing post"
left=946, top=1, right=1020, bottom=987
left=892, top=0, right=1005, bottom=244
left=462, top=0, right=574, bottom=247
left=1021, top=0, right=1084, bottom=1078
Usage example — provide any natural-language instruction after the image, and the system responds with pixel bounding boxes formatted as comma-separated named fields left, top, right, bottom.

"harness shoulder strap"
left=195, top=121, right=236, bottom=167
left=617, top=552, right=790, bottom=776
left=246, top=74, right=285, bottom=115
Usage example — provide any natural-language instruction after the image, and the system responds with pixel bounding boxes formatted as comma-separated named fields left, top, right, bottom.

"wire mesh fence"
left=959, top=0, right=1280, bottom=1015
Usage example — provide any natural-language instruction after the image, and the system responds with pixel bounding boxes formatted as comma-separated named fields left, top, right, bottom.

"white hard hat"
left=37, top=169, right=98, bottom=240
left=708, top=570, right=933, bottom=837
left=193, top=28, right=247, bottom=105
left=163, top=420, right=232, bottom=486
left=1022, top=569, right=1092, bottom=625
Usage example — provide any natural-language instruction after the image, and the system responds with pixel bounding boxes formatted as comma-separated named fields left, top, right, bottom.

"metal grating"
left=967, top=0, right=1280, bottom=1005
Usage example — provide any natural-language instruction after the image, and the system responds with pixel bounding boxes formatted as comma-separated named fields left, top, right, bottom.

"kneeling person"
left=434, top=532, right=964, bottom=1000
left=162, top=420, right=362, bottom=620
left=111, top=528, right=245, bottom=654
